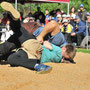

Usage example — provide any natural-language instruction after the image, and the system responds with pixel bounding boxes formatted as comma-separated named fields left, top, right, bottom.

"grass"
left=77, top=48, right=90, bottom=54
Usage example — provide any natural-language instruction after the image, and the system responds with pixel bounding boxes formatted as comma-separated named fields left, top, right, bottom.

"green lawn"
left=77, top=48, right=90, bottom=54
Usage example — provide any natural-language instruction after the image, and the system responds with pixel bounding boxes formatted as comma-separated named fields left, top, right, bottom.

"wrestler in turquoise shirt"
left=40, top=44, right=62, bottom=63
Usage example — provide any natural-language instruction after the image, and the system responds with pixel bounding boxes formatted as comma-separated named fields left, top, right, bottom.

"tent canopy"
left=0, top=0, right=69, bottom=3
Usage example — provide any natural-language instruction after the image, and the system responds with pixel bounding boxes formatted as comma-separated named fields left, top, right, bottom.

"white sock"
left=34, top=64, right=39, bottom=69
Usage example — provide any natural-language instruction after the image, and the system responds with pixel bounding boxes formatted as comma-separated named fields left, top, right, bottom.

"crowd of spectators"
left=0, top=4, right=90, bottom=48
left=0, top=13, right=13, bottom=43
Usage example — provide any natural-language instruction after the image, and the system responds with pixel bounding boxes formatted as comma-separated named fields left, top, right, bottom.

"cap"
left=75, top=15, right=80, bottom=19
left=63, top=19, right=68, bottom=23
left=62, top=14, right=67, bottom=18
left=57, top=14, right=61, bottom=18
left=80, top=4, right=84, bottom=7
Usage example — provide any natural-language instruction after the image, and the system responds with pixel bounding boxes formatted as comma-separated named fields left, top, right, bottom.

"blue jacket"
left=72, top=20, right=86, bottom=36
left=40, top=44, right=62, bottom=63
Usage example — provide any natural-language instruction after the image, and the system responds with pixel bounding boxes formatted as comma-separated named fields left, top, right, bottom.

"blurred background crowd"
left=0, top=3, right=90, bottom=48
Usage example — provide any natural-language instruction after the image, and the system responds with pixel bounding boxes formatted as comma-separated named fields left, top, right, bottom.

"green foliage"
left=0, top=5, right=5, bottom=18
left=83, top=0, right=90, bottom=12
left=0, top=0, right=90, bottom=16
left=22, top=0, right=90, bottom=15
left=0, top=5, right=4, bottom=12
left=29, top=3, right=68, bottom=14
left=70, top=0, right=90, bottom=12
left=77, top=49, right=90, bottom=54
left=39, top=3, right=67, bottom=14
left=69, top=0, right=82, bottom=11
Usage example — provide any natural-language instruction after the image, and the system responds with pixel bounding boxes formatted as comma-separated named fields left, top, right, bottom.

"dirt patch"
left=0, top=52, right=90, bottom=90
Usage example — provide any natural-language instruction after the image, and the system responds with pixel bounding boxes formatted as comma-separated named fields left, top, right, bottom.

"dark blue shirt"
left=33, top=27, right=67, bottom=47
left=72, top=20, right=86, bottom=36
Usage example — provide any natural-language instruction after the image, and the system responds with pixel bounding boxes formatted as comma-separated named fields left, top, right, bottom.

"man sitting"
left=71, top=15, right=86, bottom=46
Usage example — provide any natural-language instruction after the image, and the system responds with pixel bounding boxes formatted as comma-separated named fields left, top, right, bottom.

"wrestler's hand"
left=43, top=41, right=52, bottom=50
left=37, top=35, right=44, bottom=43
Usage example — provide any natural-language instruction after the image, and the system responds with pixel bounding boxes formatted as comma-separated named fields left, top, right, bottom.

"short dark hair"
left=70, top=6, right=76, bottom=13
left=65, top=44, right=76, bottom=61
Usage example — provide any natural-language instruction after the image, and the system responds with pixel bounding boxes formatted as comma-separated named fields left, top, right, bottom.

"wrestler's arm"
left=37, top=20, right=59, bottom=42
left=43, top=41, right=52, bottom=50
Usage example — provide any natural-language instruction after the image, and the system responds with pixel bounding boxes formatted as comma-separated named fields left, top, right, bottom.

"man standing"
left=78, top=4, right=87, bottom=21
left=33, top=6, right=45, bottom=25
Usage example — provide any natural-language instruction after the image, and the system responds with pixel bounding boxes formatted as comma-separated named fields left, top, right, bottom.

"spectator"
left=86, top=12, right=90, bottom=35
left=1, top=20, right=13, bottom=43
left=62, top=14, right=67, bottom=22
left=0, top=17, right=5, bottom=30
left=45, top=9, right=49, bottom=19
left=66, top=14, right=71, bottom=22
left=78, top=4, right=87, bottom=21
left=56, top=14, right=62, bottom=24
left=45, top=10, right=56, bottom=25
left=56, top=14, right=62, bottom=30
left=80, top=12, right=90, bottom=48
left=2, top=12, right=8, bottom=24
left=33, top=6, right=45, bottom=25
left=61, top=19, right=73, bottom=43
left=69, top=15, right=76, bottom=27
left=19, top=12, right=24, bottom=22
left=0, top=18, right=5, bottom=40
left=70, top=6, right=77, bottom=20
left=45, top=9, right=49, bottom=25
left=71, top=15, right=86, bottom=46
left=56, top=9, right=61, bottom=16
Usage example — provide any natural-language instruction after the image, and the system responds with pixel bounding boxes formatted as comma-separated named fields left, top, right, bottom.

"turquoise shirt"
left=40, top=44, right=62, bottom=63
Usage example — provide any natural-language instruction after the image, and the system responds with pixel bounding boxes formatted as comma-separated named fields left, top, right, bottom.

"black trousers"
left=71, top=32, right=85, bottom=46
left=7, top=49, right=40, bottom=70
left=0, top=15, right=35, bottom=59
left=62, top=33, right=72, bottom=43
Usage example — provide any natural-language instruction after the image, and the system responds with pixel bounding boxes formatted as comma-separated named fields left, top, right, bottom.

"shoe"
left=35, top=64, right=52, bottom=74
left=1, top=2, right=20, bottom=19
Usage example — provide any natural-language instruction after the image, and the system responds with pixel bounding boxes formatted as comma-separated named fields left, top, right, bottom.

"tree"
left=0, top=0, right=90, bottom=17
left=83, top=0, right=90, bottom=12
